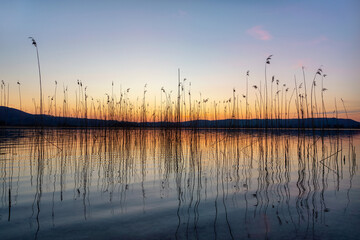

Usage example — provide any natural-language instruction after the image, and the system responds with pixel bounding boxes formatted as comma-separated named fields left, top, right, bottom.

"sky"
left=1, top=0, right=360, bottom=120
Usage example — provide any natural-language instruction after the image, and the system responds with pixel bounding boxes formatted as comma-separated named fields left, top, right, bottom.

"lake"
left=0, top=128, right=359, bottom=239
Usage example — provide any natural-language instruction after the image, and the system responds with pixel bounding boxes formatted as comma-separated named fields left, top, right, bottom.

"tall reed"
left=302, top=67, right=309, bottom=118
left=0, top=80, right=4, bottom=106
left=341, top=98, right=349, bottom=119
left=265, top=55, right=273, bottom=128
left=29, top=38, right=43, bottom=117
left=54, top=81, right=57, bottom=116
left=17, top=81, right=22, bottom=111
left=246, top=71, right=249, bottom=127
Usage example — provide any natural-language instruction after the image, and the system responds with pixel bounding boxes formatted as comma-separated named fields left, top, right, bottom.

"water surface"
left=0, top=128, right=359, bottom=239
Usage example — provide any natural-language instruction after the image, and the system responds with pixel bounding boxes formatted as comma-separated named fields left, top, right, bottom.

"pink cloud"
left=247, top=26, right=272, bottom=41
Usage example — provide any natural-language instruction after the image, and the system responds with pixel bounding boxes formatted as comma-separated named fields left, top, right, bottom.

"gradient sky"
left=1, top=0, right=360, bottom=120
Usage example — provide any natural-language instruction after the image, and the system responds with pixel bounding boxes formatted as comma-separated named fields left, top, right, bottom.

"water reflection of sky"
left=0, top=129, right=359, bottom=239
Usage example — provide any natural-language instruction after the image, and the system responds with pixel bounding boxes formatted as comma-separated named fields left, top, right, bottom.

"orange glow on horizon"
left=9, top=99, right=359, bottom=123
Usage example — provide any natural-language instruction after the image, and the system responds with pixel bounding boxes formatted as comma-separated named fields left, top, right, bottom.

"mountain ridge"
left=1, top=106, right=359, bottom=129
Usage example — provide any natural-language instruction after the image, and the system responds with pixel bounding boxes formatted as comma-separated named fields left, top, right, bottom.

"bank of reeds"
left=8, top=47, right=352, bottom=129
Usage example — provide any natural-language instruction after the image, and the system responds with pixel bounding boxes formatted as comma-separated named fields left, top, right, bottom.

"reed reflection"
left=0, top=128, right=359, bottom=239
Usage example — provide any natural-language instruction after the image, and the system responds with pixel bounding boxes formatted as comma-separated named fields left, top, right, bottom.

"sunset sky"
left=1, top=0, right=359, bottom=120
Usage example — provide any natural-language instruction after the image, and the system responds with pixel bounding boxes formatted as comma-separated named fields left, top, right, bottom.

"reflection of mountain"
left=1, top=106, right=359, bottom=128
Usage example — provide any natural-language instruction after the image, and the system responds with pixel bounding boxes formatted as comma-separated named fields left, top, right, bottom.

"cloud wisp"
left=247, top=26, right=272, bottom=41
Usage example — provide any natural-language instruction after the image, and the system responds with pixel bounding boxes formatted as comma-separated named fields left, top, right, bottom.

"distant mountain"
left=0, top=106, right=136, bottom=127
left=1, top=106, right=359, bottom=129
left=176, top=118, right=360, bottom=129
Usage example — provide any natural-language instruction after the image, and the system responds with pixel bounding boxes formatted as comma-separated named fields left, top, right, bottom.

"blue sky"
left=1, top=0, right=359, bottom=119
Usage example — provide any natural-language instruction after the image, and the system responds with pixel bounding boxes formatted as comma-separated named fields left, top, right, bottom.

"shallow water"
left=0, top=128, right=359, bottom=239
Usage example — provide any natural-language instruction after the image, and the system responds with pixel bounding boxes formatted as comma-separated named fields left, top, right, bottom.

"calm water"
left=0, top=128, right=359, bottom=240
